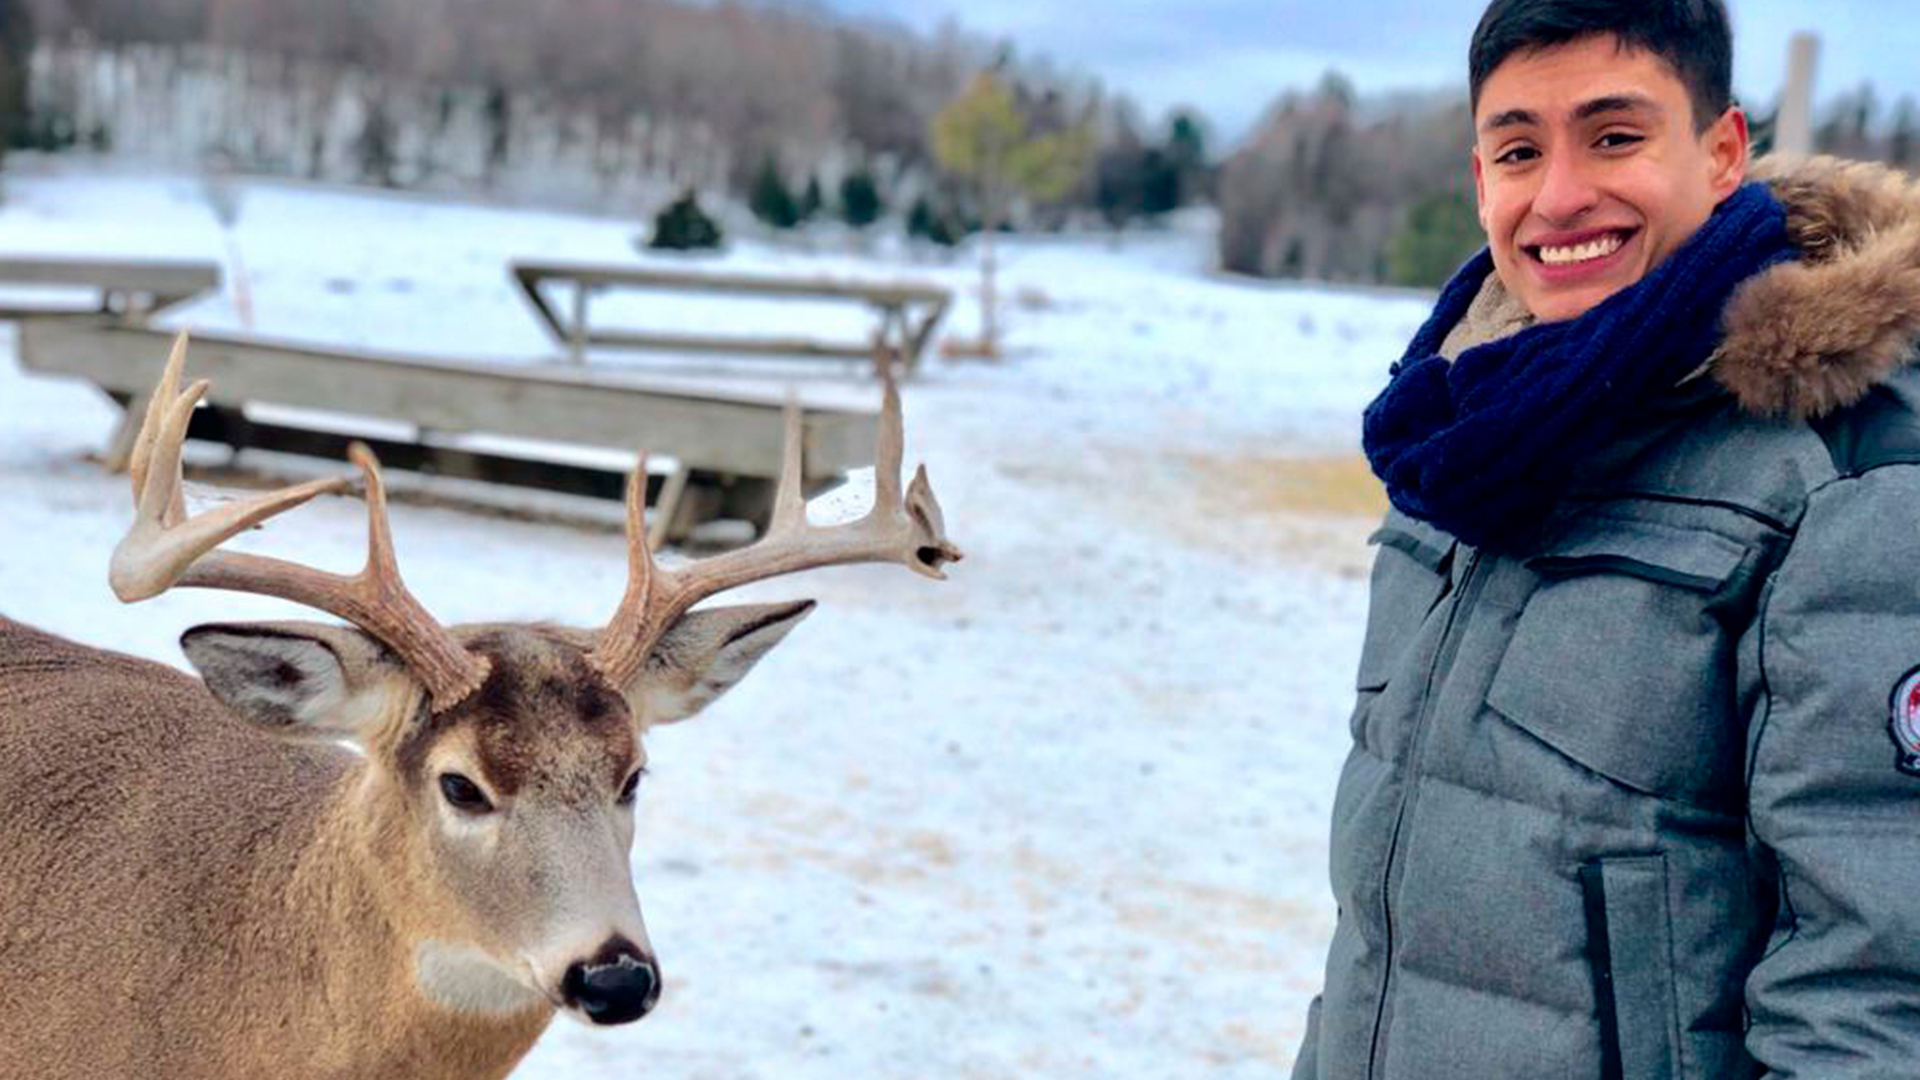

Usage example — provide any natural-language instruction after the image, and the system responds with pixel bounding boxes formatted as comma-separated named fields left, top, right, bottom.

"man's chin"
left=1513, top=278, right=1637, bottom=323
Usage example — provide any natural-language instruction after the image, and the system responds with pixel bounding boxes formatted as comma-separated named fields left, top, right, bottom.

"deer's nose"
left=561, top=940, right=660, bottom=1025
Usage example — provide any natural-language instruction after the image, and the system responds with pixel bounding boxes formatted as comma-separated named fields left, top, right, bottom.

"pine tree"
left=1166, top=111, right=1209, bottom=204
left=906, top=195, right=966, bottom=246
left=748, top=154, right=800, bottom=229
left=839, top=167, right=883, bottom=227
left=649, top=190, right=724, bottom=251
left=0, top=0, right=33, bottom=158
left=798, top=175, right=824, bottom=221
left=1893, top=99, right=1917, bottom=168
left=1138, top=148, right=1180, bottom=216
left=482, top=84, right=511, bottom=187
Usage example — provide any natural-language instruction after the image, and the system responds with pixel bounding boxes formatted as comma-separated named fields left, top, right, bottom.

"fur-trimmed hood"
left=1716, top=155, right=1920, bottom=419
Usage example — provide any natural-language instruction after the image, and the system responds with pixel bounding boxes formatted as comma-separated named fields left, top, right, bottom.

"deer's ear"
left=181, top=621, right=419, bottom=744
left=622, top=600, right=815, bottom=727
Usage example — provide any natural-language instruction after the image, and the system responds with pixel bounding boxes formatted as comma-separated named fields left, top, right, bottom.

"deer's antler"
left=590, top=370, right=962, bottom=689
left=111, top=331, right=491, bottom=711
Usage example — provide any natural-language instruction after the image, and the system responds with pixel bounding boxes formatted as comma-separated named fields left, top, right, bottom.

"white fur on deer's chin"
left=414, top=941, right=550, bottom=1018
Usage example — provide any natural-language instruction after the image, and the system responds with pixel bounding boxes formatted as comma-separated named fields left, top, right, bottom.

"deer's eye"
left=439, top=773, right=495, bottom=814
left=617, top=769, right=645, bottom=807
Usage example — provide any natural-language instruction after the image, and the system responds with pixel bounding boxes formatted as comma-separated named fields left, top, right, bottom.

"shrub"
left=839, top=168, right=883, bottom=227
left=649, top=190, right=724, bottom=251
left=748, top=155, right=800, bottom=229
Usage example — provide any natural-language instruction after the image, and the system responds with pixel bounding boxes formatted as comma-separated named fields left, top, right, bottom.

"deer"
left=0, top=332, right=961, bottom=1080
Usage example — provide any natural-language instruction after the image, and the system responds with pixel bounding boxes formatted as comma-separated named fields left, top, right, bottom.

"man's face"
left=1471, top=35, right=1749, bottom=323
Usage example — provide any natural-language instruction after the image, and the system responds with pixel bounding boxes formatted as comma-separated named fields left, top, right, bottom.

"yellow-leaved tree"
left=932, top=73, right=1094, bottom=357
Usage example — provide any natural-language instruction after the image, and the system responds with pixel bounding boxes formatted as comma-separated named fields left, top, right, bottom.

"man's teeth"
left=1538, top=233, right=1625, bottom=265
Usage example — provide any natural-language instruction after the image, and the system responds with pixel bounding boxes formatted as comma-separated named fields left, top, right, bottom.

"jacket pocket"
left=1485, top=515, right=1749, bottom=811
left=1581, top=854, right=1680, bottom=1080
left=1354, top=510, right=1456, bottom=693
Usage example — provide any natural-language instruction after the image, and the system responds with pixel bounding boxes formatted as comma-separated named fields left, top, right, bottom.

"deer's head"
left=118, top=333, right=959, bottom=1027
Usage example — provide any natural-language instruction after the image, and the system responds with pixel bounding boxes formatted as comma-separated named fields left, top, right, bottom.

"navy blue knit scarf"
left=1361, top=182, right=1795, bottom=549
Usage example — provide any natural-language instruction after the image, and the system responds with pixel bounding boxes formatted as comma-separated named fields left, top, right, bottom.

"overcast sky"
left=818, top=0, right=1920, bottom=146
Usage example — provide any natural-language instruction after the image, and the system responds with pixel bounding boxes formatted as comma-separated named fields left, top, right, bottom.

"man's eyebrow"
left=1480, top=108, right=1537, bottom=133
left=1479, top=94, right=1662, bottom=133
left=1573, top=93, right=1660, bottom=121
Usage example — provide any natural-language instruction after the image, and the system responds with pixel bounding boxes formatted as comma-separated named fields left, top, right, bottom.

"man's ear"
left=1706, top=105, right=1750, bottom=199
left=180, top=621, right=419, bottom=745
left=625, top=600, right=815, bottom=728
left=1471, top=146, right=1489, bottom=231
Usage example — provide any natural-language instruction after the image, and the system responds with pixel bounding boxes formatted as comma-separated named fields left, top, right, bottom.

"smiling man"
left=1294, top=1, right=1920, bottom=1078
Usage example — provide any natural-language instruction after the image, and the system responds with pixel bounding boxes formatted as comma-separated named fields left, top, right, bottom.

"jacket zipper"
left=1364, top=548, right=1483, bottom=1080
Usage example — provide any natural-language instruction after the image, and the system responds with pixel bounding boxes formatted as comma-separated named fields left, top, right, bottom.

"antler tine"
left=590, top=381, right=962, bottom=689
left=110, top=338, right=490, bottom=712
left=768, top=394, right=807, bottom=535
left=350, top=442, right=404, bottom=583
left=112, top=371, right=349, bottom=603
left=127, top=329, right=192, bottom=523
left=872, top=362, right=904, bottom=514
left=619, top=453, right=657, bottom=596
left=595, top=455, right=662, bottom=685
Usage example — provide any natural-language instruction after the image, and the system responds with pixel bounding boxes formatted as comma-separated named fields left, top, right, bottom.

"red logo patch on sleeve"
left=1889, top=666, right=1920, bottom=777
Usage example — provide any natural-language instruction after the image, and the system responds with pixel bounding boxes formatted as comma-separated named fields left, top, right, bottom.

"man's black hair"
left=1469, top=0, right=1734, bottom=131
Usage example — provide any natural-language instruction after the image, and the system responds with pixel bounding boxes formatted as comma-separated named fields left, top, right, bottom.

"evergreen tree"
left=748, top=154, right=800, bottom=229
left=1138, top=148, right=1180, bottom=216
left=1094, top=146, right=1144, bottom=226
left=1168, top=113, right=1206, bottom=174
left=839, top=167, right=883, bottom=227
left=0, top=0, right=33, bottom=157
left=648, top=189, right=724, bottom=250
left=482, top=84, right=511, bottom=187
left=798, top=175, right=823, bottom=221
left=906, top=196, right=937, bottom=242
left=354, top=96, right=398, bottom=187
left=1385, top=189, right=1484, bottom=288
left=906, top=195, right=966, bottom=246
left=1166, top=111, right=1209, bottom=204
left=1095, top=117, right=1191, bottom=226
left=1893, top=99, right=1917, bottom=168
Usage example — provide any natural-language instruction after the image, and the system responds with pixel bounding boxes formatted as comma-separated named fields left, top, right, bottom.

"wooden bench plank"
left=17, top=317, right=879, bottom=481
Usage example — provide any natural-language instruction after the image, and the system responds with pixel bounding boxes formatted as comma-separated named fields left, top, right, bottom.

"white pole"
left=1775, top=32, right=1820, bottom=157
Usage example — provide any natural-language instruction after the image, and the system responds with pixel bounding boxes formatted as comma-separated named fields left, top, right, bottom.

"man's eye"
left=1596, top=132, right=1644, bottom=149
left=1495, top=145, right=1539, bottom=165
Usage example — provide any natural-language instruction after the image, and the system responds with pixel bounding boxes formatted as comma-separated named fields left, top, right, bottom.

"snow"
left=0, top=159, right=1432, bottom=1077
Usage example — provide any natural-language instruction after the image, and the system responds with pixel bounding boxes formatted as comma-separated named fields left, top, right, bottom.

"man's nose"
left=1532, top=151, right=1600, bottom=223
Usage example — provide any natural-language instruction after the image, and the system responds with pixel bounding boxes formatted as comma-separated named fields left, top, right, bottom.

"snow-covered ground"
left=0, top=160, right=1431, bottom=1078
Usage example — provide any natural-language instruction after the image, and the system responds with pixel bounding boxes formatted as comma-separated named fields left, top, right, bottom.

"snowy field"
left=0, top=159, right=1430, bottom=1078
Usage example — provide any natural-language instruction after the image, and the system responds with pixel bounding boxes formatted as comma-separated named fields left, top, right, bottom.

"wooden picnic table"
left=2, top=257, right=885, bottom=544
left=0, top=257, right=221, bottom=320
left=511, top=261, right=951, bottom=374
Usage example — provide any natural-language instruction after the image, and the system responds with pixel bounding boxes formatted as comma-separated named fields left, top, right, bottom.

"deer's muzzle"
left=561, top=937, right=660, bottom=1025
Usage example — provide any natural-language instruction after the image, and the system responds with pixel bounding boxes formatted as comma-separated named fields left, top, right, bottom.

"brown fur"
left=0, top=595, right=808, bottom=1080
left=1715, top=155, right=1920, bottom=418
left=400, top=626, right=635, bottom=800
left=0, top=617, right=630, bottom=1080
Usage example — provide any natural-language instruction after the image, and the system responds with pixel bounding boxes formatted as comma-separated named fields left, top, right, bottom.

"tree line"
left=1217, top=72, right=1920, bottom=289
left=3, top=0, right=1209, bottom=239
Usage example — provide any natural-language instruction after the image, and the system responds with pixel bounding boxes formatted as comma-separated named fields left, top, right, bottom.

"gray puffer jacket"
left=1295, top=157, right=1920, bottom=1080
